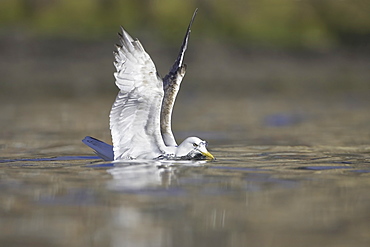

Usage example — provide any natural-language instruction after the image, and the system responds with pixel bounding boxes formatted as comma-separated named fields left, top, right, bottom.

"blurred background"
left=0, top=0, right=370, bottom=150
left=1, top=0, right=369, bottom=100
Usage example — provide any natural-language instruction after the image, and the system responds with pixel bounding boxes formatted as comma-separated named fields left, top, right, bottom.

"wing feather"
left=110, top=28, right=167, bottom=160
left=161, top=9, right=198, bottom=146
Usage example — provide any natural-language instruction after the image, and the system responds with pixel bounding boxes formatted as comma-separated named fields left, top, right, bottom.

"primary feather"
left=161, top=9, right=198, bottom=147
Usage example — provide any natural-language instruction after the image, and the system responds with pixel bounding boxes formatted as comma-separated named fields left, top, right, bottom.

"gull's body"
left=83, top=9, right=214, bottom=161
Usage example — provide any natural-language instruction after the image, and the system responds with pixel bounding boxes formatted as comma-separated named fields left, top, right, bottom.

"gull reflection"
left=111, top=205, right=168, bottom=247
left=106, top=160, right=206, bottom=247
left=106, top=160, right=206, bottom=192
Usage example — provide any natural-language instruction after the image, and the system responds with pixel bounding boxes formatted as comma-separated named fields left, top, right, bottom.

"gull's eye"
left=193, top=143, right=198, bottom=148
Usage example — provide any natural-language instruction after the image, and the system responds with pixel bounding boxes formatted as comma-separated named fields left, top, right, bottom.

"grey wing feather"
left=163, top=8, right=197, bottom=83
left=161, top=9, right=198, bottom=146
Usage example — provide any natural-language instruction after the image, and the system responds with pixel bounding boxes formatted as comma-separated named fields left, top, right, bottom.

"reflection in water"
left=107, top=163, right=174, bottom=191
left=107, top=160, right=206, bottom=192
left=106, top=160, right=207, bottom=247
left=111, top=205, right=168, bottom=247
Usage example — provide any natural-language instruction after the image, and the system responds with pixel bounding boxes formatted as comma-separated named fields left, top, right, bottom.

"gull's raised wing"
left=110, top=27, right=167, bottom=160
left=161, top=9, right=198, bottom=147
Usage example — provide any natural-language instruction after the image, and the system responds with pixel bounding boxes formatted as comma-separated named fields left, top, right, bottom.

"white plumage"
left=110, top=28, right=166, bottom=160
left=83, top=9, right=214, bottom=161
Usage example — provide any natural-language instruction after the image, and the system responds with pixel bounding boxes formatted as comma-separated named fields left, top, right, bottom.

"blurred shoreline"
left=1, top=34, right=370, bottom=103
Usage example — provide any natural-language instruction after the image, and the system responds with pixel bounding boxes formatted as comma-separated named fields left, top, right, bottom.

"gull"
left=83, top=9, right=214, bottom=161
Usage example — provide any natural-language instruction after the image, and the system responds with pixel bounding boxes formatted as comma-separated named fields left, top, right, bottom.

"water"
left=1, top=95, right=370, bottom=247
left=1, top=147, right=370, bottom=247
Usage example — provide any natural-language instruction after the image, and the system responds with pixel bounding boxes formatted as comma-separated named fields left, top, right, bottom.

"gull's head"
left=176, top=137, right=215, bottom=160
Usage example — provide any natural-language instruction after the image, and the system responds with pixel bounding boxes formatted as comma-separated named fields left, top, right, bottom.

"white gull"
left=83, top=9, right=214, bottom=161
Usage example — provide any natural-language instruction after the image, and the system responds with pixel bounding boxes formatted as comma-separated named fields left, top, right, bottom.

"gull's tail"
left=82, top=136, right=114, bottom=161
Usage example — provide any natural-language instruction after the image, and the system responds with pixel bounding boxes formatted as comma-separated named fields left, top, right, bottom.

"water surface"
left=1, top=96, right=370, bottom=247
